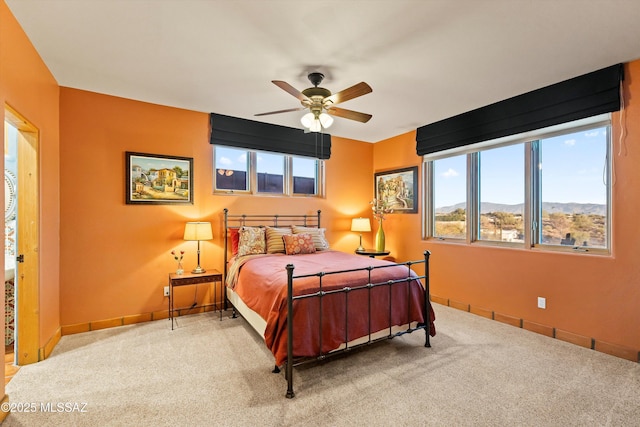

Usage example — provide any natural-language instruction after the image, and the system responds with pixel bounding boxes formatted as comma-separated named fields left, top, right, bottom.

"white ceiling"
left=6, top=0, right=640, bottom=143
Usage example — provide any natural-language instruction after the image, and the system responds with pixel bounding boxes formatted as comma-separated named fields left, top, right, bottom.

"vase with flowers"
left=370, top=198, right=393, bottom=251
left=171, top=250, right=185, bottom=275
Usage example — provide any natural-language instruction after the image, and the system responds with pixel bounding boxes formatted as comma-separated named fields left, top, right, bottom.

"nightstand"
left=168, top=269, right=222, bottom=330
left=355, top=249, right=391, bottom=258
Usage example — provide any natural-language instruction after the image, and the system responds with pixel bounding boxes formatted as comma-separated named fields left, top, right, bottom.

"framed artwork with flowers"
left=125, top=152, right=193, bottom=205
left=374, top=166, right=418, bottom=214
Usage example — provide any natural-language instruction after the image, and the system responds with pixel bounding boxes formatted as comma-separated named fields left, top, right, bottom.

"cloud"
left=585, top=130, right=599, bottom=138
left=218, top=156, right=232, bottom=165
left=564, top=139, right=576, bottom=146
left=441, top=168, right=459, bottom=178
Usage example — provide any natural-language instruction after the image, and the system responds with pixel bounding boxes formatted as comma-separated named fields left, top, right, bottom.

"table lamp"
left=351, top=217, right=371, bottom=252
left=183, top=221, right=213, bottom=273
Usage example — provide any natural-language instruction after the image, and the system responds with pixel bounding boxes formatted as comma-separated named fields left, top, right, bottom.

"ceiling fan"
left=255, top=72, right=372, bottom=132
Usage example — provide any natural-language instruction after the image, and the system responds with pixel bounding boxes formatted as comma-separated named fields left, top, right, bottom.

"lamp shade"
left=183, top=222, right=213, bottom=241
left=351, top=217, right=371, bottom=232
left=300, top=112, right=315, bottom=128
left=301, top=111, right=333, bottom=133
left=318, top=112, right=334, bottom=128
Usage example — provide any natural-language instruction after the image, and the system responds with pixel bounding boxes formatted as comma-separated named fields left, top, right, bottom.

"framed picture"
left=374, top=166, right=418, bottom=213
left=125, top=152, right=193, bottom=205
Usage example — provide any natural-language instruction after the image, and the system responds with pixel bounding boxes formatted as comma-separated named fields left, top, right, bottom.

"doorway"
left=4, top=105, right=40, bottom=367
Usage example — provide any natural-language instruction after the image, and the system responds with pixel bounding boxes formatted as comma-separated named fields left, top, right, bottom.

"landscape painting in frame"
left=126, top=152, right=193, bottom=205
left=374, top=166, right=418, bottom=213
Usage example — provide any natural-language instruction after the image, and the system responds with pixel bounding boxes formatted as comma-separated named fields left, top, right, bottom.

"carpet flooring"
left=3, top=304, right=639, bottom=426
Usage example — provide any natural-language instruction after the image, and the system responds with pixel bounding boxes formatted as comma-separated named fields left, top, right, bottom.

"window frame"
left=255, top=151, right=286, bottom=195
left=213, top=146, right=324, bottom=197
left=423, top=114, right=612, bottom=255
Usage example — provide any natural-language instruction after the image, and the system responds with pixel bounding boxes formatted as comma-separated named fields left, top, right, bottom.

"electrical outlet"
left=164, top=286, right=170, bottom=297
left=537, top=297, right=546, bottom=309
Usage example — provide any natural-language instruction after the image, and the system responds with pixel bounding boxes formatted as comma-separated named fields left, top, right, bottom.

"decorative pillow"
left=265, top=226, right=292, bottom=254
left=283, top=233, right=316, bottom=255
left=291, top=225, right=329, bottom=251
left=238, top=226, right=266, bottom=256
left=229, top=228, right=240, bottom=256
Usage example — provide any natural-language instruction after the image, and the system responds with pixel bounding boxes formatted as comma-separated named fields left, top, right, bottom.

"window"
left=256, top=152, right=284, bottom=194
left=215, top=146, right=248, bottom=192
left=536, top=127, right=609, bottom=249
left=424, top=115, right=611, bottom=253
left=292, top=156, right=318, bottom=195
left=432, top=154, right=467, bottom=239
left=213, top=146, right=323, bottom=197
left=478, top=144, right=525, bottom=243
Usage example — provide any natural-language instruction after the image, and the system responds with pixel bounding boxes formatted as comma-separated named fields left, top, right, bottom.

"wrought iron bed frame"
left=223, top=209, right=432, bottom=398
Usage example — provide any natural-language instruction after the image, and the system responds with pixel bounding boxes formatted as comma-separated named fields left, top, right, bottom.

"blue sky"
left=216, top=147, right=316, bottom=178
left=434, top=126, right=608, bottom=208
left=217, top=126, right=608, bottom=208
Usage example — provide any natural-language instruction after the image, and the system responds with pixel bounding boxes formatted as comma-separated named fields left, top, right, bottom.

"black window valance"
left=209, top=113, right=331, bottom=159
left=416, top=63, right=624, bottom=156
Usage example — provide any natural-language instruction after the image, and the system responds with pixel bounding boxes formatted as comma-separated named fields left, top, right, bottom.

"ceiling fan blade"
left=326, top=107, right=372, bottom=123
left=323, top=82, right=372, bottom=106
left=254, top=107, right=305, bottom=117
left=272, top=80, right=310, bottom=102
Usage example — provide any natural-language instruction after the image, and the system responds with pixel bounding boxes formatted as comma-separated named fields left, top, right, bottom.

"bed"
left=223, top=209, right=435, bottom=398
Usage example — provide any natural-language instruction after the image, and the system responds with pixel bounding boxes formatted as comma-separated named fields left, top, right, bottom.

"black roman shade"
left=416, top=63, right=624, bottom=156
left=209, top=113, right=331, bottom=159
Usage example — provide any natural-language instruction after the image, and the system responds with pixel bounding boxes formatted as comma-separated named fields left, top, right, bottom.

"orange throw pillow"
left=283, top=233, right=316, bottom=255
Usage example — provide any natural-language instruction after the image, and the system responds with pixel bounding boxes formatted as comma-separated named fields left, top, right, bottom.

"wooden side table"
left=355, top=249, right=391, bottom=258
left=168, top=269, right=222, bottom=330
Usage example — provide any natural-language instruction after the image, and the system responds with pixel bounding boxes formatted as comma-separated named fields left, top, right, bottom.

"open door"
left=5, top=105, right=39, bottom=365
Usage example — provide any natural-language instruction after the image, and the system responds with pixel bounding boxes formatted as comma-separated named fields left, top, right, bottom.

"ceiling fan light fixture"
left=301, top=111, right=332, bottom=132
left=300, top=112, right=315, bottom=128
left=319, top=112, right=333, bottom=128
left=308, top=119, right=322, bottom=132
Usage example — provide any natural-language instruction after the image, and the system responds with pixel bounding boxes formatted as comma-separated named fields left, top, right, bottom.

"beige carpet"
left=3, top=304, right=639, bottom=426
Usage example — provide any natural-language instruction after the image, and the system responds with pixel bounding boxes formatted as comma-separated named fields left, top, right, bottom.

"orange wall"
left=59, top=87, right=374, bottom=325
left=0, top=0, right=61, bottom=355
left=4, top=0, right=638, bottom=364
left=373, top=61, right=640, bottom=352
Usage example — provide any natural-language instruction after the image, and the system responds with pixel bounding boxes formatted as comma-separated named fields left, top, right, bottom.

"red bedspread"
left=231, top=250, right=435, bottom=366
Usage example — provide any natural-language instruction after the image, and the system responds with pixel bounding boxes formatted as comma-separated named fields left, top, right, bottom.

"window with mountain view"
left=424, top=117, right=610, bottom=253
left=537, top=127, right=608, bottom=248
left=433, top=154, right=467, bottom=239
left=479, top=144, right=525, bottom=243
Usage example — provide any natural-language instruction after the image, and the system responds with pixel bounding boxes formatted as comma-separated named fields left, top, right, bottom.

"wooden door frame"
left=4, top=104, right=39, bottom=365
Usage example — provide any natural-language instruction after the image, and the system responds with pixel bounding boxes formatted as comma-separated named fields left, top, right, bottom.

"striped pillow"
left=265, top=226, right=292, bottom=254
left=291, top=225, right=329, bottom=251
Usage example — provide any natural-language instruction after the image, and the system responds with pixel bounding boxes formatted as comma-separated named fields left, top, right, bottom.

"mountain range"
left=436, top=202, right=606, bottom=216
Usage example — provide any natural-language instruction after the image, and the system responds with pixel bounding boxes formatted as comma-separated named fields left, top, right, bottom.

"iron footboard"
left=284, top=250, right=432, bottom=398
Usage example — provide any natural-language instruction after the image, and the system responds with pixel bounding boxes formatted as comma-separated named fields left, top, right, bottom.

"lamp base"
left=191, top=266, right=206, bottom=274
left=356, top=234, right=365, bottom=252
